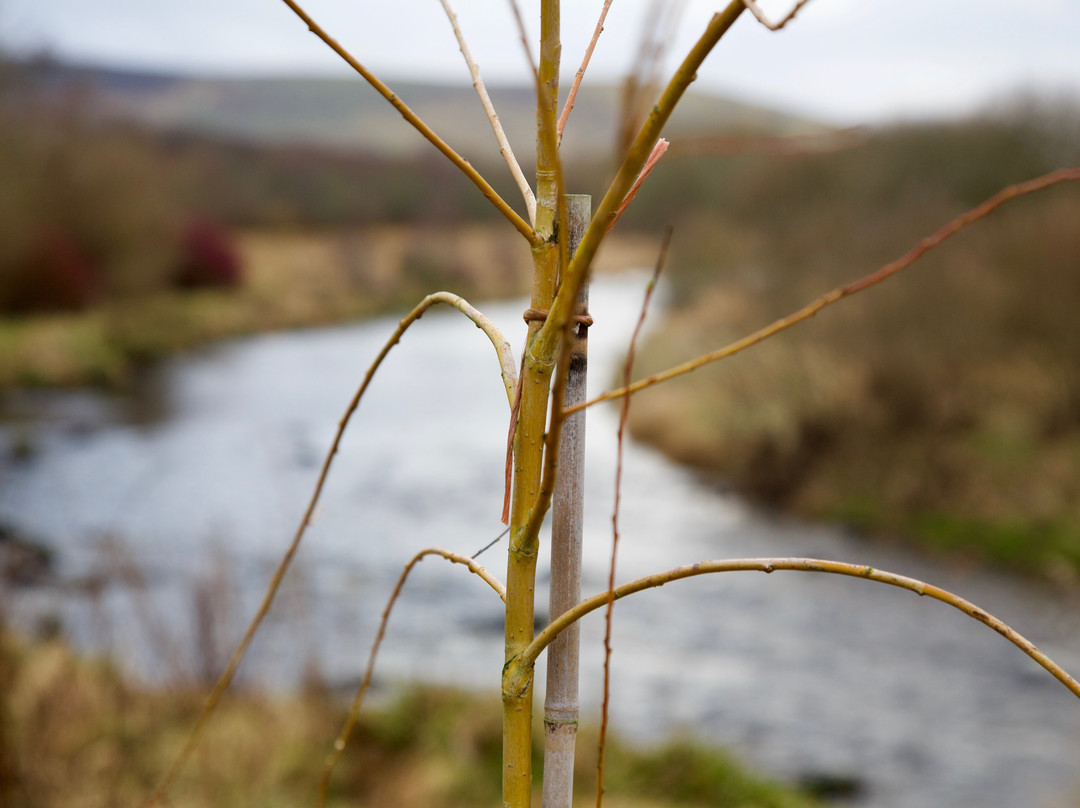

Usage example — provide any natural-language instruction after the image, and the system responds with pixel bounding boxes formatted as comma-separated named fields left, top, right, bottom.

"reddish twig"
left=569, top=166, right=1080, bottom=415
left=741, top=0, right=814, bottom=31
left=506, top=0, right=541, bottom=85
left=502, top=354, right=527, bottom=525
left=608, top=138, right=669, bottom=232
left=595, top=231, right=672, bottom=808
left=557, top=0, right=615, bottom=146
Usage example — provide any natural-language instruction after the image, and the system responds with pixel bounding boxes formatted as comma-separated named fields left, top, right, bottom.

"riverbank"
left=0, top=225, right=654, bottom=390
left=3, top=275, right=1077, bottom=807
left=0, top=631, right=823, bottom=808
left=625, top=129, right=1080, bottom=582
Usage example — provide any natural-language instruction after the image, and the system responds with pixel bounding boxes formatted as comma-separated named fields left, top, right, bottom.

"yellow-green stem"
left=538, top=1, right=747, bottom=358
left=503, top=3, right=562, bottom=807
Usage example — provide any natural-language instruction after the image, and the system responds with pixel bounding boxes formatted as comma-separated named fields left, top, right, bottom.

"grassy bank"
left=0, top=225, right=653, bottom=390
left=0, top=632, right=821, bottom=808
left=627, top=108, right=1080, bottom=582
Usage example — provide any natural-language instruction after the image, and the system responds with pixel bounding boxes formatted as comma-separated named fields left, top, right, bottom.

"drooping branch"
left=319, top=547, right=505, bottom=806
left=557, top=0, right=614, bottom=146
left=143, top=292, right=515, bottom=807
left=742, top=0, right=815, bottom=32
left=438, top=0, right=537, bottom=225
left=279, top=0, right=540, bottom=245
left=512, top=558, right=1080, bottom=701
left=567, top=166, right=1080, bottom=415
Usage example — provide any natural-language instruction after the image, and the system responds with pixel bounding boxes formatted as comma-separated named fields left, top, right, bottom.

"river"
left=2, top=274, right=1079, bottom=807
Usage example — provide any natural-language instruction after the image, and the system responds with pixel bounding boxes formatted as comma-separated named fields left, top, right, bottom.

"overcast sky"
left=1, top=0, right=1078, bottom=124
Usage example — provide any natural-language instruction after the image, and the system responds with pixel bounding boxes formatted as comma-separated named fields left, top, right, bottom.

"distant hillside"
left=21, top=60, right=825, bottom=158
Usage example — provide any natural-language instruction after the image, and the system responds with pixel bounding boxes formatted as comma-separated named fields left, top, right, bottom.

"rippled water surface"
left=3, top=275, right=1080, bottom=807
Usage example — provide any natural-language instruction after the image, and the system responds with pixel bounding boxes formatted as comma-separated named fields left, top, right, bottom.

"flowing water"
left=2, top=274, right=1079, bottom=807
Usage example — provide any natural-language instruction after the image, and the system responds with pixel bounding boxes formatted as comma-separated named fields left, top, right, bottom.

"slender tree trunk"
left=503, top=4, right=561, bottom=806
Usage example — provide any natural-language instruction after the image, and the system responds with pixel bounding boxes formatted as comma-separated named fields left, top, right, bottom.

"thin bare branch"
left=143, top=292, right=516, bottom=807
left=279, top=0, right=539, bottom=245
left=517, top=557, right=1080, bottom=701
left=319, top=546, right=505, bottom=806
left=506, top=0, right=541, bottom=85
left=502, top=353, right=526, bottom=525
left=567, top=166, right=1080, bottom=416
left=742, top=0, right=815, bottom=31
left=609, top=138, right=669, bottom=231
left=596, top=231, right=671, bottom=808
left=536, top=1, right=749, bottom=364
left=438, top=0, right=537, bottom=225
left=615, top=0, right=687, bottom=159
left=557, top=0, right=614, bottom=146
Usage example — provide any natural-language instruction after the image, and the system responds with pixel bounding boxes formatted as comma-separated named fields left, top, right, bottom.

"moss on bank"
left=0, top=632, right=820, bottom=808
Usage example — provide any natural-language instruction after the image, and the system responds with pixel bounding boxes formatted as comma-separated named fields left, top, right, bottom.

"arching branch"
left=144, top=292, right=515, bottom=807
left=319, top=547, right=505, bottom=805
left=508, top=558, right=1080, bottom=701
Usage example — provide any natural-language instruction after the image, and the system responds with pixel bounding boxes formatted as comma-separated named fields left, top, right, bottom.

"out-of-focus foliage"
left=0, top=631, right=821, bottom=808
left=629, top=99, right=1080, bottom=579
left=0, top=67, right=182, bottom=312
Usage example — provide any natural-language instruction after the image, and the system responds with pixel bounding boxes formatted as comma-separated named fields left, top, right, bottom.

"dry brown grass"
left=0, top=630, right=819, bottom=808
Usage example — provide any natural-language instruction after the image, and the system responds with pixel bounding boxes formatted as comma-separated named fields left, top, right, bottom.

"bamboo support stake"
left=542, top=195, right=591, bottom=808
left=438, top=0, right=537, bottom=225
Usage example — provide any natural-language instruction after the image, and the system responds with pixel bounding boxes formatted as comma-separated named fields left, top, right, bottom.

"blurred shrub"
left=0, top=75, right=182, bottom=314
left=1, top=229, right=101, bottom=313
left=173, top=219, right=244, bottom=289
